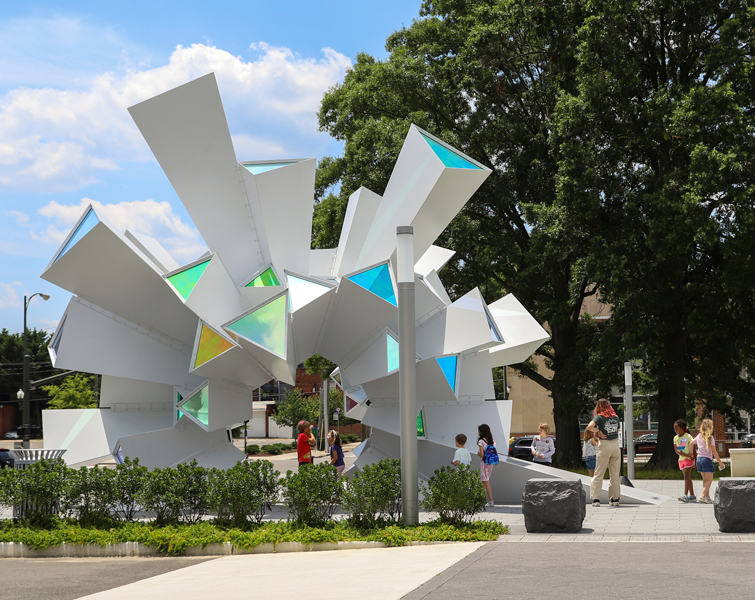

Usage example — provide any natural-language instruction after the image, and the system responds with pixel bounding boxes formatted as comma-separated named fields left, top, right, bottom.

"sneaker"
left=700, top=497, right=713, bottom=504
left=688, top=495, right=697, bottom=502
left=609, top=497, right=620, bottom=507
left=488, top=500, right=495, bottom=507
left=678, top=495, right=690, bottom=503
left=592, top=499, right=600, bottom=507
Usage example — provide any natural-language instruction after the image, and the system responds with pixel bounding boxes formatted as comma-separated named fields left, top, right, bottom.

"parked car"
left=634, top=433, right=657, bottom=454
left=3, top=426, right=43, bottom=440
left=508, top=436, right=557, bottom=461
left=0, top=447, right=14, bottom=469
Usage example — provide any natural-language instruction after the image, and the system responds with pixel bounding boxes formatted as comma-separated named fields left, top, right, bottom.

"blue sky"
left=0, top=0, right=422, bottom=335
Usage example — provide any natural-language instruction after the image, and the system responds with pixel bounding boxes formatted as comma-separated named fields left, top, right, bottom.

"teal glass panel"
left=421, top=134, right=481, bottom=170
left=167, top=259, right=211, bottom=300
left=347, top=264, right=396, bottom=306
left=226, top=295, right=287, bottom=357
left=486, top=310, right=502, bottom=342
left=51, top=318, right=66, bottom=355
left=436, top=356, right=458, bottom=392
left=176, top=392, right=183, bottom=421
left=287, top=274, right=330, bottom=312
left=180, top=386, right=209, bottom=427
left=387, top=334, right=399, bottom=373
left=246, top=267, right=280, bottom=287
left=243, top=162, right=294, bottom=175
left=417, top=410, right=425, bottom=437
left=56, top=208, right=99, bottom=261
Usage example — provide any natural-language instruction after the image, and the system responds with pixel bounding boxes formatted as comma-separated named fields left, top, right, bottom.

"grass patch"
left=0, top=519, right=507, bottom=555
left=562, top=465, right=732, bottom=480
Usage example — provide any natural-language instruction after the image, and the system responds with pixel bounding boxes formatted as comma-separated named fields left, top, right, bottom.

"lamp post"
left=397, top=226, right=418, bottom=525
left=22, top=293, right=50, bottom=449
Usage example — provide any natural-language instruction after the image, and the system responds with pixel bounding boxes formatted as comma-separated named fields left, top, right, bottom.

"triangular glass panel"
left=55, top=208, right=100, bottom=261
left=243, top=162, right=294, bottom=175
left=51, top=317, right=66, bottom=356
left=287, top=274, right=331, bottom=312
left=194, top=324, right=235, bottom=369
left=485, top=309, right=503, bottom=342
left=225, top=294, right=287, bottom=357
left=178, top=386, right=209, bottom=427
left=347, top=264, right=396, bottom=306
left=175, top=391, right=183, bottom=422
left=421, top=134, right=481, bottom=170
left=246, top=266, right=280, bottom=287
left=387, top=334, right=399, bottom=373
left=331, top=369, right=342, bottom=385
left=436, top=356, right=458, bottom=392
left=167, top=259, right=211, bottom=300
left=417, top=409, right=426, bottom=437
left=346, top=396, right=358, bottom=412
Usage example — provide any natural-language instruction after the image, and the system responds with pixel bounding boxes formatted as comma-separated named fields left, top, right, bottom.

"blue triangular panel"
left=56, top=208, right=99, bottom=261
left=421, top=134, right=481, bottom=170
left=243, top=162, right=294, bottom=175
left=436, top=356, right=458, bottom=392
left=347, top=264, right=396, bottom=306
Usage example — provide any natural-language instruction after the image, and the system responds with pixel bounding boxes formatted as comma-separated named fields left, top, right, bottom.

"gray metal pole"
left=397, top=226, right=418, bottom=525
left=22, top=295, right=30, bottom=450
left=624, top=361, right=635, bottom=479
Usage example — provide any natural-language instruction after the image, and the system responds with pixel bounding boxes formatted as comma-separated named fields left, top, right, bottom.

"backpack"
left=483, top=442, right=499, bottom=465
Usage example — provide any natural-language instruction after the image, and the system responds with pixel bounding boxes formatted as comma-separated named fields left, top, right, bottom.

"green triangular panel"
left=226, top=295, right=287, bottom=357
left=167, top=259, right=211, bottom=300
left=175, top=392, right=183, bottom=421
left=421, top=134, right=481, bottom=170
left=246, top=266, right=280, bottom=287
left=417, top=410, right=425, bottom=437
left=179, top=387, right=209, bottom=427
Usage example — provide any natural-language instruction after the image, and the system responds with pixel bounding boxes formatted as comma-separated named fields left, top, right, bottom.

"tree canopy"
left=314, top=0, right=755, bottom=467
left=42, top=373, right=98, bottom=410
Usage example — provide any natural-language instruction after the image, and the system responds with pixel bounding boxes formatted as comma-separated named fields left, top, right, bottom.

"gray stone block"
left=522, top=478, right=586, bottom=533
left=714, top=478, right=755, bottom=533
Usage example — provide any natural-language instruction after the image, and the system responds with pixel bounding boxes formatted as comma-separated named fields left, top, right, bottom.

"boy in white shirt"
left=452, top=434, right=472, bottom=467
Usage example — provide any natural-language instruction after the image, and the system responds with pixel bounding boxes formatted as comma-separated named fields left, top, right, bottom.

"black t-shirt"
left=593, top=414, right=619, bottom=440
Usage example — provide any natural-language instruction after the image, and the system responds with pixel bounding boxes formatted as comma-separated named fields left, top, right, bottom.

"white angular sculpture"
left=42, top=72, right=652, bottom=504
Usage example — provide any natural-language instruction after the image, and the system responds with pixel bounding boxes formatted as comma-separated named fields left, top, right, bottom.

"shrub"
left=282, top=463, right=341, bottom=526
left=113, top=457, right=149, bottom=522
left=420, top=465, right=487, bottom=524
left=173, top=461, right=212, bottom=525
left=341, top=434, right=359, bottom=444
left=262, top=444, right=283, bottom=455
left=8, top=459, right=69, bottom=525
left=245, top=444, right=261, bottom=455
left=290, top=441, right=298, bottom=450
left=61, top=466, right=118, bottom=528
left=342, top=458, right=401, bottom=527
left=138, top=467, right=184, bottom=525
left=210, top=460, right=279, bottom=527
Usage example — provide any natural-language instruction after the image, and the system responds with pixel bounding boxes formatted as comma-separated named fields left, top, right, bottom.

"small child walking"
left=673, top=419, right=696, bottom=502
left=532, top=422, right=555, bottom=465
left=691, top=418, right=725, bottom=503
left=582, top=429, right=598, bottom=476
left=477, top=423, right=498, bottom=507
left=327, top=430, right=346, bottom=477
left=452, top=434, right=472, bottom=467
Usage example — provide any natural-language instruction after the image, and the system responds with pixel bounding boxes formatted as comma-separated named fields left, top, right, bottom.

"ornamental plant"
left=210, top=460, right=279, bottom=527
left=281, top=463, right=341, bottom=526
left=341, top=458, right=401, bottom=527
left=61, top=465, right=118, bottom=528
left=420, top=465, right=487, bottom=524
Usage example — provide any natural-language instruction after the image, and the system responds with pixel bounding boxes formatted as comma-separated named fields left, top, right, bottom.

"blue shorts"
left=696, top=457, right=715, bottom=473
left=584, top=456, right=596, bottom=470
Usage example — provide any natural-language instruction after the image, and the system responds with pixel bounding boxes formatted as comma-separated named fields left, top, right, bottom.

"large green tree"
left=0, top=328, right=56, bottom=404
left=556, top=0, right=755, bottom=466
left=315, top=0, right=608, bottom=466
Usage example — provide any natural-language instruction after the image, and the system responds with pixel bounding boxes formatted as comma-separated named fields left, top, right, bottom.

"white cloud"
left=34, top=198, right=207, bottom=264
left=0, top=281, right=22, bottom=309
left=0, top=39, right=350, bottom=192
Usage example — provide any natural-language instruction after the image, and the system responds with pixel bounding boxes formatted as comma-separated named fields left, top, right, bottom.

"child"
left=691, top=418, right=725, bottom=503
left=452, top=434, right=472, bottom=467
left=477, top=423, right=497, bottom=507
left=582, top=429, right=598, bottom=476
left=327, top=430, right=345, bottom=476
left=674, top=419, right=696, bottom=502
left=297, top=420, right=316, bottom=466
left=532, top=423, right=555, bottom=465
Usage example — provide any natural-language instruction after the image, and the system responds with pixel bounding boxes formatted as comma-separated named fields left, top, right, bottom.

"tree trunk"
left=552, top=387, right=583, bottom=468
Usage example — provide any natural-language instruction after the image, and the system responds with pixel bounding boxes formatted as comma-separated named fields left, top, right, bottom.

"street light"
left=22, top=293, right=50, bottom=449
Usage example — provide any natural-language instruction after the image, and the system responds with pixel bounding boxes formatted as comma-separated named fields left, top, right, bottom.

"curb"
left=0, top=539, right=464, bottom=558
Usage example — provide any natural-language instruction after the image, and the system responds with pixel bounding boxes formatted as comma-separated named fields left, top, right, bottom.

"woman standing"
left=586, top=399, right=621, bottom=507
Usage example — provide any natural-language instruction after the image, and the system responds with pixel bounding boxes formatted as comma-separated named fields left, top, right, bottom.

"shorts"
left=480, top=463, right=493, bottom=482
left=696, top=457, right=715, bottom=473
left=584, top=456, right=596, bottom=470
left=678, top=458, right=695, bottom=470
